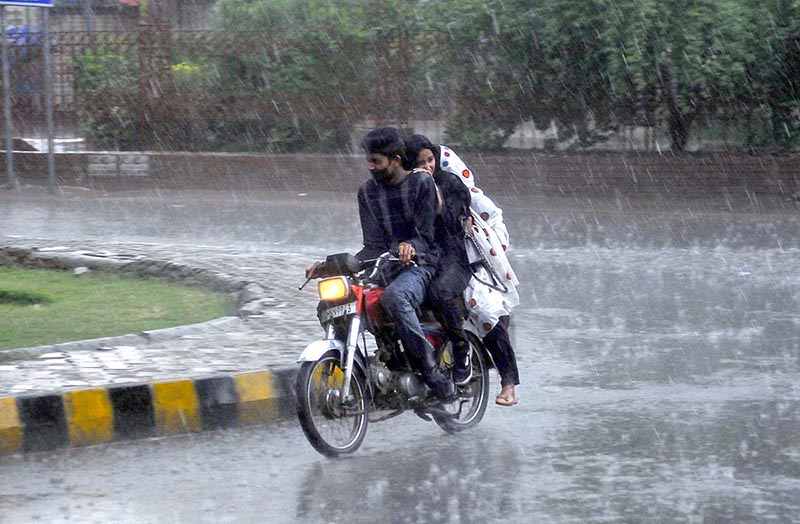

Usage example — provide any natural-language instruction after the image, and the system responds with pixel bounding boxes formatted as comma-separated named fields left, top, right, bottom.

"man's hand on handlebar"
left=298, top=260, right=324, bottom=291
left=305, top=261, right=322, bottom=279
left=397, top=242, right=416, bottom=266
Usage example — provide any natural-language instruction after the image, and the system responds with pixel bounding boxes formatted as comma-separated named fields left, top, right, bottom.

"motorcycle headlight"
left=318, top=276, right=350, bottom=301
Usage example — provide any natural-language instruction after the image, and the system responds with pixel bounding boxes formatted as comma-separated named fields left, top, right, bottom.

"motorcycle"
left=295, top=251, right=491, bottom=457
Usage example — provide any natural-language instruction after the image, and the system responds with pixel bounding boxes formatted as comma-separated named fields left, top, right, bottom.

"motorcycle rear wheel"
left=433, top=332, right=490, bottom=433
left=296, top=350, right=368, bottom=457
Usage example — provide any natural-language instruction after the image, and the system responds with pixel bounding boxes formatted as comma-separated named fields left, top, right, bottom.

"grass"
left=0, top=266, right=237, bottom=350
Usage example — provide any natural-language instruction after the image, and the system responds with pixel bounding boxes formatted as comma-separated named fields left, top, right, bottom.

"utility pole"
left=0, top=0, right=54, bottom=190
left=2, top=6, right=15, bottom=189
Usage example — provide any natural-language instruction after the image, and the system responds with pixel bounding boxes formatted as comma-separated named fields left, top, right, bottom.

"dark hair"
left=402, top=134, right=436, bottom=170
left=360, top=126, right=406, bottom=164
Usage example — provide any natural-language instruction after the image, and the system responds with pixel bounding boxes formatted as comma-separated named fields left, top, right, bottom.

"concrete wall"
left=4, top=150, right=799, bottom=197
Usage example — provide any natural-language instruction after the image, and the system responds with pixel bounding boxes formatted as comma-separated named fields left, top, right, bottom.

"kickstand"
left=413, top=408, right=432, bottom=422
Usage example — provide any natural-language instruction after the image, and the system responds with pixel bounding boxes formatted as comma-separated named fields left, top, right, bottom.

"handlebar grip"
left=307, top=261, right=326, bottom=279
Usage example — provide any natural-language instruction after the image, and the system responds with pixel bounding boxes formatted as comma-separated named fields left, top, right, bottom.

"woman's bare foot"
left=495, top=385, right=518, bottom=406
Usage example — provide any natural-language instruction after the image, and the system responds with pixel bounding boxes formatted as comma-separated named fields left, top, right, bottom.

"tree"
left=213, top=0, right=374, bottom=151
left=735, top=0, right=800, bottom=149
left=509, top=0, right=618, bottom=146
left=430, top=0, right=622, bottom=149
left=433, top=0, right=797, bottom=151
left=601, top=0, right=763, bottom=151
left=68, top=0, right=800, bottom=152
left=422, top=0, right=521, bottom=150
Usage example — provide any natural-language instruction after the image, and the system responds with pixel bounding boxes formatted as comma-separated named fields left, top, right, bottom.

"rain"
left=1, top=0, right=799, bottom=523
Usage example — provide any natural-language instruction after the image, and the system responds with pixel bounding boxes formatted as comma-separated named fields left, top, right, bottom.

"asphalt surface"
left=2, top=182, right=799, bottom=455
left=1, top=181, right=800, bottom=524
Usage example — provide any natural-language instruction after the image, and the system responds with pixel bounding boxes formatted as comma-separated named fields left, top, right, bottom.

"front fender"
left=295, top=339, right=370, bottom=383
left=296, top=339, right=345, bottom=363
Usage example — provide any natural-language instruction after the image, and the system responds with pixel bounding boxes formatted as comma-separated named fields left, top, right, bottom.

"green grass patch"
left=0, top=266, right=237, bottom=350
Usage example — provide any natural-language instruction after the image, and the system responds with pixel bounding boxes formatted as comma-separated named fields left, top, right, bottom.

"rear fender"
left=465, top=330, right=497, bottom=369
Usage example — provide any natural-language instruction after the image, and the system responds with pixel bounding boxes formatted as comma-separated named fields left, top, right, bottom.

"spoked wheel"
left=433, top=332, right=490, bottom=433
left=295, top=350, right=368, bottom=457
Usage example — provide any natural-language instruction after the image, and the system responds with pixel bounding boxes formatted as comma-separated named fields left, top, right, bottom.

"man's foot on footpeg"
left=436, top=379, right=457, bottom=403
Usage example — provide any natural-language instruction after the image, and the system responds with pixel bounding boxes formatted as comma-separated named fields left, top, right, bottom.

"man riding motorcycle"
left=307, top=126, right=455, bottom=402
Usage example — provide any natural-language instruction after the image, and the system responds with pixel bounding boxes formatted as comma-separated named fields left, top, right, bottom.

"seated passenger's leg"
left=428, top=265, right=472, bottom=385
left=484, top=315, right=520, bottom=390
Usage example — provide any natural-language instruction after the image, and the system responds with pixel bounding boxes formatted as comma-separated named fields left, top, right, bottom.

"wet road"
left=1, top=186, right=799, bottom=523
left=3, top=186, right=799, bottom=251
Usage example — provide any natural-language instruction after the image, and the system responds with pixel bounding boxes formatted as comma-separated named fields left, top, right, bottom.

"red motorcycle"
left=296, top=252, right=491, bottom=457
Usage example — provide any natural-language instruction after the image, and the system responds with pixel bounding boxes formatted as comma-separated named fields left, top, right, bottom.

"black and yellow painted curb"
left=0, top=367, right=296, bottom=455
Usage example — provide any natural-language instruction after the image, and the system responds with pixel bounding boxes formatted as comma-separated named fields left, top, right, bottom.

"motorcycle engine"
left=396, top=372, right=429, bottom=400
left=370, top=362, right=429, bottom=400
left=370, top=362, right=392, bottom=393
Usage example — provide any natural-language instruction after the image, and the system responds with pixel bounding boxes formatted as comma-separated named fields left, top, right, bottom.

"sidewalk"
left=0, top=237, right=319, bottom=455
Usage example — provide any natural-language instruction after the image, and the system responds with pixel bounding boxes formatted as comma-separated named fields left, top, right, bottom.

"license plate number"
left=321, top=301, right=357, bottom=322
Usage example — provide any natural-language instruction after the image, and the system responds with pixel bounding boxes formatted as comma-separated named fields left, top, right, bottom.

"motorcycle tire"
left=296, top=349, right=369, bottom=457
left=433, top=332, right=490, bottom=433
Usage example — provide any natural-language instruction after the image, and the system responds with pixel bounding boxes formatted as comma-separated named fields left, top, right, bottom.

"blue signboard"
left=0, top=0, right=53, bottom=7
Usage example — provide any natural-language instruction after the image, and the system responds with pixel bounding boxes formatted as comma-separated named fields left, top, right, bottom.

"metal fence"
left=3, top=25, right=414, bottom=149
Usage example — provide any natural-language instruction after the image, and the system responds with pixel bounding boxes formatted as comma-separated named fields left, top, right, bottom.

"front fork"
left=335, top=314, right=362, bottom=404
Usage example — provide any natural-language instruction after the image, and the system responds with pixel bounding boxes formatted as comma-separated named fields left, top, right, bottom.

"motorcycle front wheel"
left=295, top=349, right=368, bottom=457
left=433, top=332, right=490, bottom=433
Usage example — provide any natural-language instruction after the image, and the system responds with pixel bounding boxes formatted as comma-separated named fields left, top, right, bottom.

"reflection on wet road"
left=1, top=187, right=798, bottom=523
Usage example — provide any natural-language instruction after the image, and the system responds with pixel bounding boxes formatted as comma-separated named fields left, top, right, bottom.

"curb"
left=0, top=242, right=301, bottom=455
left=0, top=366, right=298, bottom=455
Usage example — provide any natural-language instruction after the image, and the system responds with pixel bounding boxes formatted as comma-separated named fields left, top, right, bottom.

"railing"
left=2, top=25, right=413, bottom=147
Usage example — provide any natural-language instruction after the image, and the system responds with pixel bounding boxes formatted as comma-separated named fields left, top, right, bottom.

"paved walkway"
left=0, top=236, right=322, bottom=454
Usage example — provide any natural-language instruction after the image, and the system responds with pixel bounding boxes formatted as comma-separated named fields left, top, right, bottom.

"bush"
left=70, top=48, right=139, bottom=150
left=445, top=112, right=514, bottom=152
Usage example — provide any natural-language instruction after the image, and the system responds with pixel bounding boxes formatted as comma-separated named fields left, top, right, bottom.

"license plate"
left=320, top=301, right=357, bottom=322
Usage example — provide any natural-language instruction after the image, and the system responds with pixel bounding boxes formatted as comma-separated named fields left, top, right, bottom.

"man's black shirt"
left=355, top=169, right=439, bottom=269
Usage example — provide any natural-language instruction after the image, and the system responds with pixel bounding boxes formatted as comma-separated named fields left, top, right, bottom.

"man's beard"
left=370, top=168, right=392, bottom=182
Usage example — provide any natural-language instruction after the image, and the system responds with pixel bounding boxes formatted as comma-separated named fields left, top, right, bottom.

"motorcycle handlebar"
left=299, top=250, right=423, bottom=290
